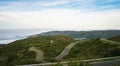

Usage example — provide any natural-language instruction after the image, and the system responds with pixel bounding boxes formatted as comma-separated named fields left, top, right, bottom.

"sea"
left=0, top=29, right=50, bottom=44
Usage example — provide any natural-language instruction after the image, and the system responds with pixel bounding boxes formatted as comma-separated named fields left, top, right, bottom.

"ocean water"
left=0, top=29, right=49, bottom=44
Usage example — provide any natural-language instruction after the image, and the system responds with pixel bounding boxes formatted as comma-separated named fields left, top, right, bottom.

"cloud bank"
left=0, top=0, right=120, bottom=30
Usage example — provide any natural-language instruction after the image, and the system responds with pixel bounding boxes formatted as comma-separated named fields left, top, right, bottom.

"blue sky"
left=0, top=0, right=120, bottom=11
left=0, top=0, right=120, bottom=30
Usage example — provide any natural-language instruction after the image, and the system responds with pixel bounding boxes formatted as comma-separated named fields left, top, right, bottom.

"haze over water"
left=0, top=29, right=50, bottom=44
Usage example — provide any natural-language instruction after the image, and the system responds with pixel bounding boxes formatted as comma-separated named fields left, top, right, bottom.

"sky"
left=0, top=0, right=120, bottom=30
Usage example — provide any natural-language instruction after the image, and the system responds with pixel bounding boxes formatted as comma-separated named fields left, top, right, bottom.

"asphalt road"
left=28, top=46, right=43, bottom=62
left=55, top=41, right=80, bottom=60
left=91, top=59, right=120, bottom=66
left=18, top=56, right=120, bottom=66
left=19, top=39, right=120, bottom=66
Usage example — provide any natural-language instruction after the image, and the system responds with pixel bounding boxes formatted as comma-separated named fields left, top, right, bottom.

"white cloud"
left=0, top=9, right=120, bottom=30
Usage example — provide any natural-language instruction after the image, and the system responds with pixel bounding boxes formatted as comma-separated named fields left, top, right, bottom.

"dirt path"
left=28, top=46, right=43, bottom=62
left=55, top=41, right=80, bottom=60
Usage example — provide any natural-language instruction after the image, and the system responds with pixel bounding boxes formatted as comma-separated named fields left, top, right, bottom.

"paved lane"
left=91, top=59, right=120, bottom=66
left=28, top=46, right=43, bottom=62
left=55, top=41, right=80, bottom=60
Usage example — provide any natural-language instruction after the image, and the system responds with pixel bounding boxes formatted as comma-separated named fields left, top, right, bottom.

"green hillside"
left=64, top=39, right=120, bottom=61
left=108, top=36, right=120, bottom=42
left=0, top=35, right=120, bottom=66
left=40, top=30, right=120, bottom=39
left=0, top=44, right=6, bottom=49
left=0, top=35, right=74, bottom=66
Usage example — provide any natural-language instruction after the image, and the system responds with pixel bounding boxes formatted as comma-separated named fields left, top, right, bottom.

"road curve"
left=55, top=41, right=80, bottom=60
left=28, top=46, right=43, bottom=62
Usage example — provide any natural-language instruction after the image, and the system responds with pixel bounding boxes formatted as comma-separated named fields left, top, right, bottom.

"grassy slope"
left=0, top=35, right=74, bottom=66
left=64, top=38, right=120, bottom=61
left=108, top=36, right=120, bottom=42
left=0, top=35, right=120, bottom=66
left=0, top=44, right=6, bottom=49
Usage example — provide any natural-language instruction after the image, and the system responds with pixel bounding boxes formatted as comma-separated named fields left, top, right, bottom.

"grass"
left=0, top=35, right=75, bottom=65
left=64, top=38, right=120, bottom=60
left=0, top=35, right=120, bottom=66
left=108, top=35, right=120, bottom=42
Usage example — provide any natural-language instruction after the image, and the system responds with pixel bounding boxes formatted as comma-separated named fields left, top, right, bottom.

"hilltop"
left=39, top=30, right=120, bottom=39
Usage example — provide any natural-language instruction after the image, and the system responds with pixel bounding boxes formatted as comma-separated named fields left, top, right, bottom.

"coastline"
left=0, top=37, right=27, bottom=44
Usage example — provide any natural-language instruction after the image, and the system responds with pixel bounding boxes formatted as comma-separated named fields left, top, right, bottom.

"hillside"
left=64, top=38, right=120, bottom=61
left=0, top=35, right=120, bottom=66
left=0, top=35, right=74, bottom=66
left=0, top=44, right=6, bottom=49
left=39, top=30, right=120, bottom=39
left=108, top=36, right=120, bottom=42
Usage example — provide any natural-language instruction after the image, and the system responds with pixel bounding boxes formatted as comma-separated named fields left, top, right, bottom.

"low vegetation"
left=108, top=35, right=120, bottom=42
left=0, top=35, right=74, bottom=66
left=64, top=38, right=120, bottom=61
left=0, top=35, right=120, bottom=66
left=40, top=30, right=120, bottom=39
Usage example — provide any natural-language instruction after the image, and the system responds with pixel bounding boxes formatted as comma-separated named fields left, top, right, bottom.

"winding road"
left=55, top=41, right=81, bottom=60
left=20, top=39, right=120, bottom=66
left=28, top=46, right=43, bottom=62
